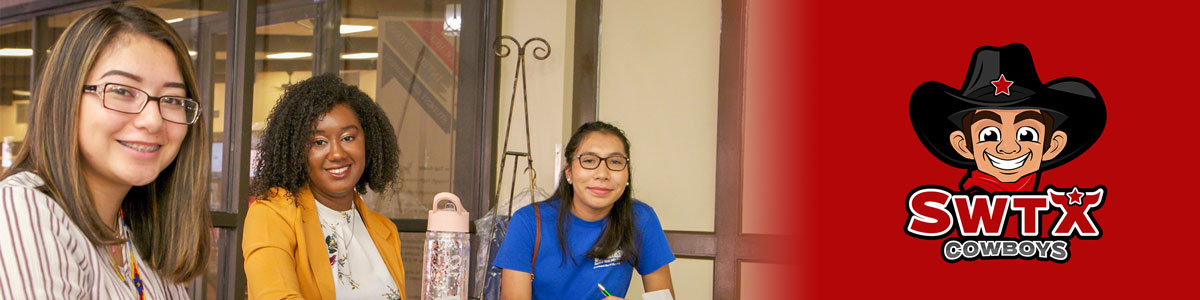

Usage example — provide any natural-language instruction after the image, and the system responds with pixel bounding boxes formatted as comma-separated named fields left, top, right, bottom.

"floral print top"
left=314, top=199, right=402, bottom=300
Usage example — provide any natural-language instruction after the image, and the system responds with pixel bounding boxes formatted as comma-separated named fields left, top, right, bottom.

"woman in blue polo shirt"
left=495, top=121, right=675, bottom=300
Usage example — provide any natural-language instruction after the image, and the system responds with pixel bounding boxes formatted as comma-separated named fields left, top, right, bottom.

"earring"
left=626, top=182, right=630, bottom=186
left=567, top=178, right=572, bottom=184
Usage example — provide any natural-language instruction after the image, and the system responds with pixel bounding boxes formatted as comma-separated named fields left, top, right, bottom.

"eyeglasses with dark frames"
left=575, top=154, right=630, bottom=171
left=82, top=83, right=201, bottom=125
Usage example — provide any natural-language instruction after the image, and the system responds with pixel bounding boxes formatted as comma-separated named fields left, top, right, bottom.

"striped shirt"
left=0, top=171, right=189, bottom=299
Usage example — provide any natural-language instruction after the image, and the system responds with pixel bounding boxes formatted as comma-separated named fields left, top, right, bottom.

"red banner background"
left=754, top=0, right=1200, bottom=297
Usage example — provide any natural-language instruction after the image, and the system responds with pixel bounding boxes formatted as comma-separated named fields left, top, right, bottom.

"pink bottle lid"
left=427, top=192, right=469, bottom=232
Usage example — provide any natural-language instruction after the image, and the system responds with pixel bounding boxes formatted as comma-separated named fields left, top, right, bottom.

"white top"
left=0, top=171, right=189, bottom=299
left=314, top=198, right=402, bottom=299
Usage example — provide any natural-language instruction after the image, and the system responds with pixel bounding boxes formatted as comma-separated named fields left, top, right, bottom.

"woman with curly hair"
left=242, top=73, right=405, bottom=300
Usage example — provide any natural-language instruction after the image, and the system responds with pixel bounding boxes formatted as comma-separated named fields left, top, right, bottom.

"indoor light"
left=444, top=4, right=462, bottom=33
left=266, top=52, right=312, bottom=59
left=340, top=25, right=374, bottom=34
left=341, top=52, right=378, bottom=59
left=0, top=48, right=33, bottom=57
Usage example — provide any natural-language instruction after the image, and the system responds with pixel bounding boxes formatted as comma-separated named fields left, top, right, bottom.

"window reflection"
left=348, top=1, right=463, bottom=229
left=187, top=227, right=226, bottom=300
left=0, top=21, right=32, bottom=172
left=137, top=1, right=230, bottom=211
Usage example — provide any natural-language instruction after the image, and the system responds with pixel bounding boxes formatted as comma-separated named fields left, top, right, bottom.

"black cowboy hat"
left=910, top=43, right=1106, bottom=170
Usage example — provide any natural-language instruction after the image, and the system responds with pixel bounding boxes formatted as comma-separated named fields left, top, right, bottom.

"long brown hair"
left=0, top=4, right=211, bottom=282
left=553, top=121, right=639, bottom=266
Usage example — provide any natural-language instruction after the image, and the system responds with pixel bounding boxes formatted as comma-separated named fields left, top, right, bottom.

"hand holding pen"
left=598, top=283, right=624, bottom=300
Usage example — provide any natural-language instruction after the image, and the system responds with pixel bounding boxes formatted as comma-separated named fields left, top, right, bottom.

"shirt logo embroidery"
left=593, top=250, right=623, bottom=269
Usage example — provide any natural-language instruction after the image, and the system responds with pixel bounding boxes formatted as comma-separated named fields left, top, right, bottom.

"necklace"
left=321, top=201, right=361, bottom=289
left=339, top=207, right=358, bottom=250
left=109, top=211, right=145, bottom=299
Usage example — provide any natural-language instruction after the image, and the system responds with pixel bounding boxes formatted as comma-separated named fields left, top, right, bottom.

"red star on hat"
left=991, top=74, right=1013, bottom=96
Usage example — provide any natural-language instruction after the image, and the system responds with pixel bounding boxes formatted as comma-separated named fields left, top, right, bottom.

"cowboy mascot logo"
left=905, top=43, right=1106, bottom=263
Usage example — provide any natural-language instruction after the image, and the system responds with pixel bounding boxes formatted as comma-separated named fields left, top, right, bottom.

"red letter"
left=953, top=195, right=1010, bottom=236
left=1049, top=187, right=1104, bottom=237
left=1011, top=196, right=1050, bottom=237
left=906, top=188, right=953, bottom=237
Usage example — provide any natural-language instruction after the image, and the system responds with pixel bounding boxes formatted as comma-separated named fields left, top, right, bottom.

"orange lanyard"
left=110, top=211, right=145, bottom=299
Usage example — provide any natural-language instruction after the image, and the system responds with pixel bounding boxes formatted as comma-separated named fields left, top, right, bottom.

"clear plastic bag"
left=472, top=186, right=549, bottom=299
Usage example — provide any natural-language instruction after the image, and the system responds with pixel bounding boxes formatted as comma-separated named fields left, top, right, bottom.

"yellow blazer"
left=242, top=186, right=406, bottom=300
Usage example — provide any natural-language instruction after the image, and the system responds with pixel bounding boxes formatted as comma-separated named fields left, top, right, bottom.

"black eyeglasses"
left=82, top=83, right=201, bottom=125
left=575, top=154, right=630, bottom=171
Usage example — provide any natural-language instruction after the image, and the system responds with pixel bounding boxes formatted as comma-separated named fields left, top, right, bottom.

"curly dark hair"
left=250, top=73, right=400, bottom=200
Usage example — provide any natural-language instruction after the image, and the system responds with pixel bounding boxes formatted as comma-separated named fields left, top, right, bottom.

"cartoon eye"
left=978, top=126, right=1000, bottom=142
left=1017, top=126, right=1039, bottom=142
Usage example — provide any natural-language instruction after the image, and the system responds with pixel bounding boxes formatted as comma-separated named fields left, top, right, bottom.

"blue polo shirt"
left=494, top=198, right=675, bottom=300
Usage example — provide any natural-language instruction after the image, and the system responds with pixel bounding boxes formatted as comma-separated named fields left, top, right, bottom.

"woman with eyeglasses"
left=242, top=74, right=405, bottom=300
left=0, top=4, right=210, bottom=298
left=495, top=121, right=676, bottom=300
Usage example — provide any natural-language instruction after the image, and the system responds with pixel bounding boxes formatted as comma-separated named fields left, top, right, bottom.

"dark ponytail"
left=554, top=121, right=639, bottom=266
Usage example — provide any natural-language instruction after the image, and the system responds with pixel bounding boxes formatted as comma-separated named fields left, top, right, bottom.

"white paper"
left=642, top=289, right=674, bottom=300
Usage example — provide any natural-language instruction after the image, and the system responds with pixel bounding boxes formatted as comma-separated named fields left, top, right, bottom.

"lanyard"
left=110, top=211, right=146, bottom=300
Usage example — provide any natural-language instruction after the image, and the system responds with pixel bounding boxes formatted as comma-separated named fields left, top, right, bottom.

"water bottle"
left=422, top=192, right=470, bottom=300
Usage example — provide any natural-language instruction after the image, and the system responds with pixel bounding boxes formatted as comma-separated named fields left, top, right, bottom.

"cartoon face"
left=950, top=109, right=1068, bottom=182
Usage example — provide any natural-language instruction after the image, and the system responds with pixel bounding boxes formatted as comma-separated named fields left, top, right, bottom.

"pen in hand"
left=597, top=283, right=613, bottom=297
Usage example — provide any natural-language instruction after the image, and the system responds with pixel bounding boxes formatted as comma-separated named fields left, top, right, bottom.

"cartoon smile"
left=985, top=152, right=1029, bottom=171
